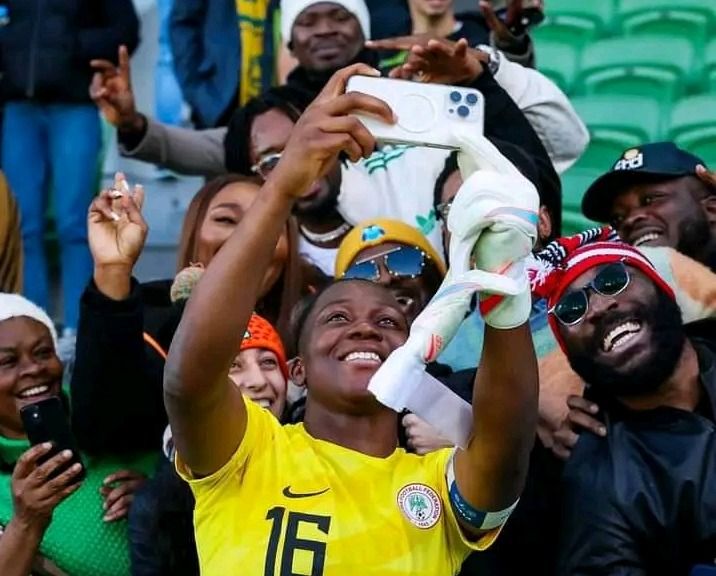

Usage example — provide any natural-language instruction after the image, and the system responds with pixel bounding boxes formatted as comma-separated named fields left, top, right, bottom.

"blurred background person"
left=0, top=0, right=140, bottom=358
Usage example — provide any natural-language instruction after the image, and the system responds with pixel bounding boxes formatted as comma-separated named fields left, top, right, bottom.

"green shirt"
left=0, top=436, right=156, bottom=576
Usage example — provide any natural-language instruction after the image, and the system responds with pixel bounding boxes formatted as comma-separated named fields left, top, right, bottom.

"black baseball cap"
left=581, top=142, right=705, bottom=222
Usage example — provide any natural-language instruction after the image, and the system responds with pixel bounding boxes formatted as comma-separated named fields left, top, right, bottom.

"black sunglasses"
left=342, top=245, right=428, bottom=281
left=550, top=262, right=631, bottom=326
left=251, top=152, right=282, bottom=180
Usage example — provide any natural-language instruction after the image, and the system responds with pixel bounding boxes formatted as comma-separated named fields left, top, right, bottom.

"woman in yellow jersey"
left=164, top=63, right=539, bottom=575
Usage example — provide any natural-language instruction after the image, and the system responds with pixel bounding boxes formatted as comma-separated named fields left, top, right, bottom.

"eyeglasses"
left=550, top=262, right=631, bottom=326
left=251, top=152, right=282, bottom=179
left=342, top=246, right=429, bottom=281
left=436, top=200, right=452, bottom=222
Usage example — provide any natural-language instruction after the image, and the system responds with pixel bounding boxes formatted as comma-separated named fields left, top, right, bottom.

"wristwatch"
left=477, top=44, right=501, bottom=76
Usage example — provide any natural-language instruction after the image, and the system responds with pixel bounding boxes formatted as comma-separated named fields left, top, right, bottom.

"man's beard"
left=293, top=184, right=340, bottom=218
left=568, top=290, right=686, bottom=398
left=676, top=212, right=711, bottom=263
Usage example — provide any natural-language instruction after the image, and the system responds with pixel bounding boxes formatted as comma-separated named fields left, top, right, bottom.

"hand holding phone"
left=20, top=397, right=85, bottom=482
left=346, top=76, right=484, bottom=150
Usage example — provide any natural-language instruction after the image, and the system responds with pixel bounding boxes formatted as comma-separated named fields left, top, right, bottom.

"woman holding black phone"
left=0, top=293, right=155, bottom=576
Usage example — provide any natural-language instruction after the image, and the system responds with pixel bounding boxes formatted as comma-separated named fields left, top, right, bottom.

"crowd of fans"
left=0, top=0, right=715, bottom=575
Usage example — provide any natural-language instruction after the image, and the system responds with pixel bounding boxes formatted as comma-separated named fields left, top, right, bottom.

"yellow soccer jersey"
left=177, top=399, right=500, bottom=575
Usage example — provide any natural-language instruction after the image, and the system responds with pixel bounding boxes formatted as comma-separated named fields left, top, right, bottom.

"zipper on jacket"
left=27, top=0, right=43, bottom=98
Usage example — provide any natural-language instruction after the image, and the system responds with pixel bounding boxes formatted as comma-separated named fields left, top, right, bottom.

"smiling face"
left=348, top=242, right=443, bottom=323
left=290, top=3, right=365, bottom=71
left=250, top=109, right=341, bottom=217
left=0, top=317, right=63, bottom=439
left=230, top=348, right=287, bottom=419
left=195, top=181, right=289, bottom=298
left=609, top=177, right=714, bottom=259
left=557, top=264, right=685, bottom=397
left=298, top=281, right=408, bottom=414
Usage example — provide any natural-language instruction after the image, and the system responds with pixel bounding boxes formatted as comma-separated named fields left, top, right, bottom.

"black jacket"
left=71, top=279, right=180, bottom=455
left=0, top=0, right=139, bottom=103
left=558, top=339, right=716, bottom=575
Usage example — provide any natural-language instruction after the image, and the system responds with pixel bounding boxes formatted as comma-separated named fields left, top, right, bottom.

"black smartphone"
left=20, top=397, right=85, bottom=482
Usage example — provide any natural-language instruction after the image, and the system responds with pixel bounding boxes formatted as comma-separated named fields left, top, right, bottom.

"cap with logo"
left=581, top=142, right=706, bottom=223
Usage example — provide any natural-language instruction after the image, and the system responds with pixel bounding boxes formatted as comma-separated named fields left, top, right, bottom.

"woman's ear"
left=288, top=357, right=307, bottom=388
left=538, top=205, right=553, bottom=242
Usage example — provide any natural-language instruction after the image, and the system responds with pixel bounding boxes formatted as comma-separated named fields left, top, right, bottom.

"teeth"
left=633, top=232, right=660, bottom=247
left=256, top=399, right=271, bottom=409
left=344, top=351, right=382, bottom=364
left=602, top=322, right=641, bottom=352
left=18, top=385, right=49, bottom=399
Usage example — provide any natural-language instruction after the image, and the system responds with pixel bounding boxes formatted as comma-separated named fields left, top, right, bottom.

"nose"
left=313, top=17, right=336, bottom=36
left=238, top=363, right=268, bottom=392
left=346, top=318, right=382, bottom=341
left=584, top=291, right=618, bottom=324
left=19, top=357, right=43, bottom=379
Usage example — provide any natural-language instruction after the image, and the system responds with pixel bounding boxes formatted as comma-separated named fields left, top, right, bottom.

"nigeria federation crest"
left=397, top=483, right=441, bottom=529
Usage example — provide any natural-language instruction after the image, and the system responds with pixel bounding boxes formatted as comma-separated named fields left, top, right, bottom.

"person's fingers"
left=31, top=450, right=74, bottom=485
left=120, top=193, right=148, bottom=228
left=103, top=494, right=134, bottom=522
left=45, top=462, right=84, bottom=494
left=317, top=115, right=377, bottom=158
left=566, top=395, right=599, bottom=414
left=696, top=164, right=716, bottom=187
left=89, top=190, right=122, bottom=223
left=46, top=479, right=83, bottom=508
left=402, top=413, right=420, bottom=428
left=13, top=443, right=53, bottom=480
left=102, top=481, right=138, bottom=510
left=323, top=92, right=395, bottom=125
left=114, top=172, right=130, bottom=194
left=479, top=0, right=503, bottom=31
left=553, top=427, right=580, bottom=449
left=425, top=37, right=456, bottom=57
left=102, top=469, right=142, bottom=487
left=552, top=443, right=571, bottom=461
left=131, top=184, right=145, bottom=211
left=567, top=409, right=607, bottom=437
left=118, top=45, right=131, bottom=86
left=89, top=59, right=118, bottom=75
left=314, top=63, right=381, bottom=104
left=505, top=0, right=524, bottom=27
left=89, top=72, right=107, bottom=102
left=454, top=38, right=469, bottom=60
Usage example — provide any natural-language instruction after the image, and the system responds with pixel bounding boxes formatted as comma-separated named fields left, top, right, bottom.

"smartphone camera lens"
left=457, top=105, right=470, bottom=118
left=450, top=91, right=462, bottom=103
left=465, top=93, right=478, bottom=105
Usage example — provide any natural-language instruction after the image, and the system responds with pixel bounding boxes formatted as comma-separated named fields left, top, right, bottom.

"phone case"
left=346, top=76, right=485, bottom=150
left=20, top=397, right=85, bottom=481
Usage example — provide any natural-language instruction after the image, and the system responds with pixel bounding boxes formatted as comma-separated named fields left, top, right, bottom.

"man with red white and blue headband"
left=531, top=238, right=716, bottom=575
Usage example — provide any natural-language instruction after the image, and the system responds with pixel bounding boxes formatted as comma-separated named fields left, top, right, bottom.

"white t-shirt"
left=298, top=235, right=340, bottom=277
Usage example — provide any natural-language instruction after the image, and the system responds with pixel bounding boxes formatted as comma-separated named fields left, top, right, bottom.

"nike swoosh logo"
left=282, top=486, right=330, bottom=499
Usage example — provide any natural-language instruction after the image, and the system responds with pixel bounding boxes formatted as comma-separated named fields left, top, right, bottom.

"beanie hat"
left=0, top=293, right=58, bottom=350
left=335, top=219, right=447, bottom=278
left=242, top=313, right=289, bottom=379
left=281, top=0, right=371, bottom=46
left=528, top=227, right=675, bottom=350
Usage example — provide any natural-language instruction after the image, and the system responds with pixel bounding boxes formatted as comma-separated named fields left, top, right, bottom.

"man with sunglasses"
left=533, top=240, right=716, bottom=574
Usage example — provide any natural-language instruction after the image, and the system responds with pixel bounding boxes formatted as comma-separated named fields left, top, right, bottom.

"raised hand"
left=12, top=444, right=84, bottom=530
left=267, top=63, right=395, bottom=199
left=402, top=414, right=452, bottom=455
left=89, top=45, right=144, bottom=133
left=88, top=173, right=147, bottom=300
left=373, top=37, right=487, bottom=85
left=479, top=0, right=540, bottom=52
left=696, top=164, right=716, bottom=189
left=100, top=469, right=147, bottom=522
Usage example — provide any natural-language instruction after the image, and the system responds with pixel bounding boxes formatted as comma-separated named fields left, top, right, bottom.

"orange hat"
left=241, top=314, right=289, bottom=379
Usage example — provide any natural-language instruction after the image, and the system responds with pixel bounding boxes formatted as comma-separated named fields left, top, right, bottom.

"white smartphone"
left=345, top=76, right=484, bottom=150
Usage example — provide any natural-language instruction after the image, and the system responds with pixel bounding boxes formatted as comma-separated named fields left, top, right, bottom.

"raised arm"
left=164, top=64, right=394, bottom=476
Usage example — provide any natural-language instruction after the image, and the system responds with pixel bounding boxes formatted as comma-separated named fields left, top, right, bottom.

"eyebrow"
left=210, top=202, right=243, bottom=211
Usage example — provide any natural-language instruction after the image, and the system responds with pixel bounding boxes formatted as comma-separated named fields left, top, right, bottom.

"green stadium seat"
left=668, top=94, right=716, bottom=167
left=618, top=0, right=715, bottom=58
left=707, top=39, right=716, bottom=93
left=576, top=35, right=696, bottom=104
left=534, top=40, right=579, bottom=93
left=571, top=95, right=664, bottom=142
left=532, top=0, right=616, bottom=47
left=560, top=168, right=603, bottom=236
